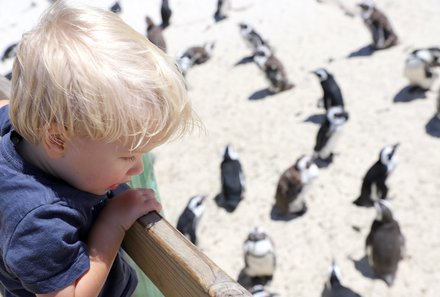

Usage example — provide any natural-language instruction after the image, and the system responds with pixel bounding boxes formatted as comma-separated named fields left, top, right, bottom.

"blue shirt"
left=0, top=106, right=137, bottom=296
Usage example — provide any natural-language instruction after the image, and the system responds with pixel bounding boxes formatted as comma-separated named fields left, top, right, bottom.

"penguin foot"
left=353, top=196, right=374, bottom=207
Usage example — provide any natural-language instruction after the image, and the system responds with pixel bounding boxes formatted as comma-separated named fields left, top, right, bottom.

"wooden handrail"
left=123, top=212, right=252, bottom=297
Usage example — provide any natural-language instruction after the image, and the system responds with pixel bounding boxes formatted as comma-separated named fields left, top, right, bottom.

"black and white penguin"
left=274, top=155, right=319, bottom=216
left=250, top=284, right=280, bottom=297
left=219, top=145, right=245, bottom=212
left=176, top=41, right=215, bottom=76
left=243, top=227, right=276, bottom=284
left=353, top=143, right=399, bottom=207
left=366, top=200, right=405, bottom=286
left=214, top=0, right=230, bottom=22
left=160, top=0, right=172, bottom=29
left=323, top=261, right=361, bottom=297
left=1, top=43, right=18, bottom=62
left=176, top=195, right=206, bottom=246
left=358, top=0, right=398, bottom=50
left=313, top=106, right=349, bottom=167
left=312, top=68, right=345, bottom=111
left=404, top=47, right=440, bottom=90
left=239, top=23, right=270, bottom=53
left=109, top=1, right=121, bottom=14
left=253, top=46, right=294, bottom=93
left=146, top=16, right=167, bottom=53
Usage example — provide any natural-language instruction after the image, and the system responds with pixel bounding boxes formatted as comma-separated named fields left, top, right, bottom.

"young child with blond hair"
left=0, top=1, right=195, bottom=296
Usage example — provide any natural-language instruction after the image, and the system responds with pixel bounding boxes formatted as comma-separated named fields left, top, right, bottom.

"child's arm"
left=36, top=188, right=161, bottom=297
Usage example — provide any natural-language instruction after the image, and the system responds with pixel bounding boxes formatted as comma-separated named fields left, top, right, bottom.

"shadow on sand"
left=425, top=115, right=440, bottom=138
left=304, top=113, right=325, bottom=124
left=393, top=85, right=427, bottom=102
left=347, top=44, right=375, bottom=58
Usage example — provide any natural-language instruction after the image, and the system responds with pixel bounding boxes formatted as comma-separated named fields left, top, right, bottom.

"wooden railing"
left=123, top=212, right=252, bottom=297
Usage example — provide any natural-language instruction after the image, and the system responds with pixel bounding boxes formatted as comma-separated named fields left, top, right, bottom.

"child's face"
left=57, top=136, right=152, bottom=195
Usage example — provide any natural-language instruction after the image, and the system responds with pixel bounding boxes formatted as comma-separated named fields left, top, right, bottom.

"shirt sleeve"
left=0, top=105, right=11, bottom=136
left=4, top=204, right=90, bottom=294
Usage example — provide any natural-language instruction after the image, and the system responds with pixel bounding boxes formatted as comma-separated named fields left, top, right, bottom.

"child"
left=0, top=1, right=195, bottom=296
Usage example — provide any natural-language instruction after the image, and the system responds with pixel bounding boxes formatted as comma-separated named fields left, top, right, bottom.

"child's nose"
left=128, top=157, right=144, bottom=176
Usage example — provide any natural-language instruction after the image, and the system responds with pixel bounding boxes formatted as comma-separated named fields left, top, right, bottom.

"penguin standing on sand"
left=243, top=227, right=276, bottom=284
left=145, top=16, right=167, bottom=52
left=313, top=106, right=349, bottom=167
left=274, top=155, right=319, bottom=217
left=404, top=47, right=440, bottom=90
left=250, top=284, right=280, bottom=297
left=358, top=0, right=398, bottom=50
left=366, top=201, right=405, bottom=286
left=353, top=143, right=399, bottom=207
left=160, top=0, right=172, bottom=28
left=253, top=46, right=294, bottom=93
left=323, top=261, right=361, bottom=297
left=312, top=68, right=345, bottom=111
left=219, top=145, right=245, bottom=212
left=1, top=43, right=18, bottom=62
left=176, top=195, right=206, bottom=246
left=214, top=0, right=230, bottom=22
left=239, top=23, right=270, bottom=54
left=176, top=42, right=215, bottom=76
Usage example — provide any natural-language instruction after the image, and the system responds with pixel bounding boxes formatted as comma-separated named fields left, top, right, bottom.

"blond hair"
left=10, top=0, right=196, bottom=150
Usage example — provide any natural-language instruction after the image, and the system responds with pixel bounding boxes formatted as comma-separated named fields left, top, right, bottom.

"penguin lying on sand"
left=274, top=155, right=319, bottom=217
left=146, top=16, right=167, bottom=52
left=218, top=145, right=245, bottom=212
left=366, top=201, right=405, bottom=286
left=250, top=284, right=280, bottom=297
left=358, top=0, right=398, bottom=50
left=239, top=23, right=270, bottom=54
left=161, top=0, right=172, bottom=28
left=404, top=47, right=440, bottom=90
left=176, top=42, right=215, bottom=76
left=323, top=261, right=361, bottom=297
left=312, top=68, right=345, bottom=111
left=313, top=106, right=349, bottom=167
left=253, top=46, right=294, bottom=93
left=243, top=227, right=276, bottom=284
left=353, top=143, right=399, bottom=207
left=176, top=195, right=206, bottom=246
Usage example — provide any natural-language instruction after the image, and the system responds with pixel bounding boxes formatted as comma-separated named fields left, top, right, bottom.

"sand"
left=1, top=0, right=440, bottom=296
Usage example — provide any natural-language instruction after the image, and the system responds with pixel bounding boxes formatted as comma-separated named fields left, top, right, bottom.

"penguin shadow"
left=347, top=44, right=375, bottom=58
left=248, top=88, right=273, bottom=101
left=214, top=193, right=239, bottom=213
left=269, top=205, right=306, bottom=221
left=234, top=55, right=254, bottom=66
left=393, top=85, right=427, bottom=102
left=351, top=255, right=378, bottom=280
left=236, top=268, right=271, bottom=291
left=304, top=113, right=325, bottom=125
left=313, top=156, right=334, bottom=169
left=425, top=115, right=440, bottom=138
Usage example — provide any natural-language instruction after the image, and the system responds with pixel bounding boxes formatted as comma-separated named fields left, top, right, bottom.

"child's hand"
left=104, top=188, right=162, bottom=232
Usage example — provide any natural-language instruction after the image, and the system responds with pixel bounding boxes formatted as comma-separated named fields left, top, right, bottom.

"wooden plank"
left=123, top=212, right=252, bottom=297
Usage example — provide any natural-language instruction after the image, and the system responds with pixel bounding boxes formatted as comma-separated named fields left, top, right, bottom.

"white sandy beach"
left=1, top=0, right=440, bottom=296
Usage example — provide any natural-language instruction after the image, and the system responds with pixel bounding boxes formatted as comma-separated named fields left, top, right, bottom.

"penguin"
left=274, top=155, right=319, bottom=216
left=218, top=145, right=245, bottom=212
left=160, top=0, right=172, bottom=29
left=176, top=195, right=206, bottom=246
left=312, top=68, right=345, bottom=111
left=313, top=106, right=349, bottom=167
left=253, top=46, right=294, bottom=93
left=353, top=143, right=399, bottom=207
left=214, top=0, right=230, bottom=22
left=243, top=227, right=276, bottom=284
left=250, top=284, right=280, bottom=297
left=366, top=200, right=405, bottom=286
left=1, top=43, right=18, bottom=62
left=239, top=23, right=270, bottom=53
left=109, top=1, right=121, bottom=14
left=358, top=0, right=398, bottom=50
left=146, top=16, right=167, bottom=53
left=404, top=47, right=440, bottom=90
left=176, top=42, right=215, bottom=76
left=323, top=261, right=361, bottom=297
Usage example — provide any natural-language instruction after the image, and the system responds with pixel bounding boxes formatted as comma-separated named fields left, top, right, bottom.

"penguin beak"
left=390, top=143, right=400, bottom=157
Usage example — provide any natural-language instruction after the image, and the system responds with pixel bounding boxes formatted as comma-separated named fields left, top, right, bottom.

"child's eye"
left=122, top=156, right=136, bottom=162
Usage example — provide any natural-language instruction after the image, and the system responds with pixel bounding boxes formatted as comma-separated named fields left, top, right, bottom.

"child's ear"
left=43, top=124, right=66, bottom=158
